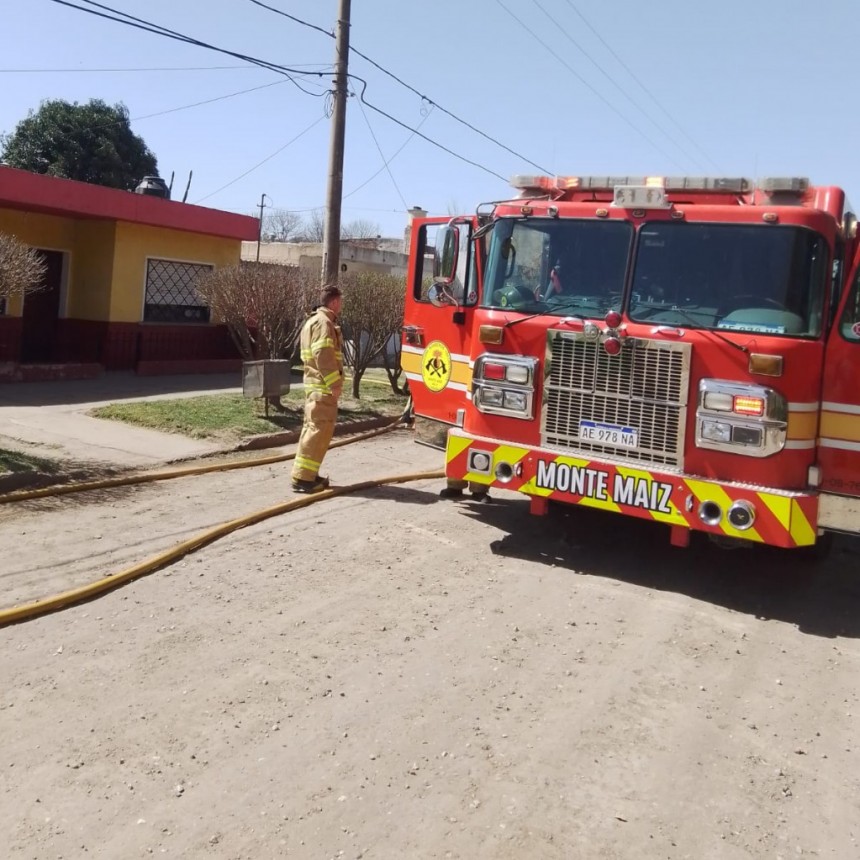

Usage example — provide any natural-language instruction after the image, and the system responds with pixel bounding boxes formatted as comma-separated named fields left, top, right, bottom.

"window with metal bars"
left=143, top=258, right=213, bottom=323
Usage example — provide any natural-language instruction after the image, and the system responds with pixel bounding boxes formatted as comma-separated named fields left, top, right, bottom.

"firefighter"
left=291, top=285, right=344, bottom=494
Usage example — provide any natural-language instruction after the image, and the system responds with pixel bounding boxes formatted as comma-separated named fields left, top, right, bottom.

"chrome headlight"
left=696, top=379, right=787, bottom=457
left=472, top=354, right=538, bottom=419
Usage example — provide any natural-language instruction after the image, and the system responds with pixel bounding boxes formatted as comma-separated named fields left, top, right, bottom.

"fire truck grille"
left=542, top=332, right=690, bottom=468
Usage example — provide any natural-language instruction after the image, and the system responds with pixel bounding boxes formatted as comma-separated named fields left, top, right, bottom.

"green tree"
left=1, top=99, right=158, bottom=191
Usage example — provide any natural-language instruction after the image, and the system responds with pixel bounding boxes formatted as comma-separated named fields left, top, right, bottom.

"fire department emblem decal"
left=421, top=340, right=452, bottom=392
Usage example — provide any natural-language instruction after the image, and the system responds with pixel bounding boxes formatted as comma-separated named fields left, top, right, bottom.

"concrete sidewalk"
left=0, top=372, right=251, bottom=468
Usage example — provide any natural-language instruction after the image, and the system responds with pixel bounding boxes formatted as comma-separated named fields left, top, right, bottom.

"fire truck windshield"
left=482, top=218, right=633, bottom=317
left=629, top=222, right=828, bottom=337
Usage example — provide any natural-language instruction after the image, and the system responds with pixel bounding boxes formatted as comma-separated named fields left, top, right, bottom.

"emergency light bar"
left=510, top=175, right=805, bottom=196
left=758, top=176, right=809, bottom=193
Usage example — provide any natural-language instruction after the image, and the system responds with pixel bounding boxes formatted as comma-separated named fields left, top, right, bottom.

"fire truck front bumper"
left=445, top=430, right=819, bottom=549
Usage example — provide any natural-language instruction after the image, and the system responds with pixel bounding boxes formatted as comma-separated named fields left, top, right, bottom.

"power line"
left=0, top=63, right=330, bottom=73
left=354, top=79, right=507, bottom=183
left=28, top=79, right=296, bottom=139
left=245, top=0, right=332, bottom=38
left=249, top=105, right=436, bottom=215
left=530, top=0, right=710, bottom=173
left=194, top=115, right=327, bottom=204
left=343, top=105, right=435, bottom=201
left=355, top=96, right=408, bottom=209
left=131, top=79, right=290, bottom=123
left=243, top=0, right=552, bottom=174
left=47, top=0, right=329, bottom=97
left=47, top=0, right=513, bottom=185
left=563, top=0, right=720, bottom=172
left=494, top=0, right=686, bottom=172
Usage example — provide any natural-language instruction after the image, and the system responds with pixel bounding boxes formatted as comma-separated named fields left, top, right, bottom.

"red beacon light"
left=605, top=310, right=622, bottom=329
left=603, top=336, right=622, bottom=356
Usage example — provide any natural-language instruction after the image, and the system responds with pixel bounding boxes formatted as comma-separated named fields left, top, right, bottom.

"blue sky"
left=2, top=1, right=859, bottom=238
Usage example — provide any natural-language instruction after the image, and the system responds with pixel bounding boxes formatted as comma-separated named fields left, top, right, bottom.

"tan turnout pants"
left=292, top=393, right=338, bottom=482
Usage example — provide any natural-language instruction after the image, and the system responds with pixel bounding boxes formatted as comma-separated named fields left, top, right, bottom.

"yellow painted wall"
left=112, top=222, right=242, bottom=322
left=68, top=220, right=117, bottom=319
left=1, top=207, right=242, bottom=323
left=0, top=207, right=77, bottom=316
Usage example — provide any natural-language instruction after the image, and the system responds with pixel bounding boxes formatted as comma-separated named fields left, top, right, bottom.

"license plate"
left=578, top=420, right=638, bottom=448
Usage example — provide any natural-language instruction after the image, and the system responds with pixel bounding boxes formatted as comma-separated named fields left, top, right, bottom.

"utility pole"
left=321, top=0, right=351, bottom=286
left=256, top=192, right=269, bottom=262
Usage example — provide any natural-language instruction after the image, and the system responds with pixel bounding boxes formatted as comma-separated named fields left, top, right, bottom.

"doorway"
left=21, top=250, right=64, bottom=363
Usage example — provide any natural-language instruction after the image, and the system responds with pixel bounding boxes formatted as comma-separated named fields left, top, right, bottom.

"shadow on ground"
left=0, top=371, right=251, bottom=408
left=453, top=495, right=860, bottom=640
left=0, top=459, right=125, bottom=496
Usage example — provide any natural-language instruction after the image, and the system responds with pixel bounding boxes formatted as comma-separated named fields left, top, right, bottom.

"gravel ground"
left=2, top=431, right=859, bottom=859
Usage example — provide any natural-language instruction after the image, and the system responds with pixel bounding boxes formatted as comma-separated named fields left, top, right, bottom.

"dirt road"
left=2, top=431, right=859, bottom=859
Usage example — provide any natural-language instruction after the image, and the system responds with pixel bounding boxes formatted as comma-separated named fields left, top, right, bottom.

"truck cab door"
left=402, top=217, right=480, bottom=428
left=818, top=246, right=860, bottom=503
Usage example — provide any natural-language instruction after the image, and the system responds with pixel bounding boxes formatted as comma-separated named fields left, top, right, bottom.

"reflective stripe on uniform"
left=311, top=337, right=335, bottom=353
left=294, top=455, right=321, bottom=471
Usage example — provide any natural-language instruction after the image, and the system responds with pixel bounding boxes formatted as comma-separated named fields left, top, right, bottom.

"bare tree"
left=263, top=208, right=303, bottom=242
left=0, top=233, right=46, bottom=302
left=341, top=218, right=381, bottom=240
left=296, top=209, right=326, bottom=243
left=340, top=271, right=406, bottom=397
left=195, top=262, right=316, bottom=362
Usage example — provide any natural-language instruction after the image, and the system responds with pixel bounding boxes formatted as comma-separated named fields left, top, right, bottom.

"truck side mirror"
left=433, top=225, right=460, bottom=285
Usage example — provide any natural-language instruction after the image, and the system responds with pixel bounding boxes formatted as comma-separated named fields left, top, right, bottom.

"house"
left=0, top=166, right=258, bottom=380
left=241, top=206, right=429, bottom=277
left=242, top=237, right=409, bottom=278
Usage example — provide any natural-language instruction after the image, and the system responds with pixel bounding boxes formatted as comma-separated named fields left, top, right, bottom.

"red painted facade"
left=0, top=166, right=257, bottom=241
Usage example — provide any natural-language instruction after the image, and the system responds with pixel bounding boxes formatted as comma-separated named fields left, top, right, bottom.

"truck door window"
left=413, top=223, right=475, bottom=305
left=839, top=265, right=860, bottom=342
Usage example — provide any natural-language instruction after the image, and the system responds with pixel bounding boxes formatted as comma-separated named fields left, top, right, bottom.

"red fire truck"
left=402, top=175, right=860, bottom=551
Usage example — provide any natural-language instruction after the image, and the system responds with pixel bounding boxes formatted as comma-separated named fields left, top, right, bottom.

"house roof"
left=0, top=166, right=258, bottom=241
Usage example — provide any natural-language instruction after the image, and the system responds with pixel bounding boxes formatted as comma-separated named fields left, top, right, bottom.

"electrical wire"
left=352, top=77, right=507, bottom=183
left=343, top=105, right=435, bottom=201
left=194, top=115, right=327, bottom=204
left=494, top=0, right=686, bottom=172
left=44, top=0, right=512, bottom=185
left=131, top=79, right=288, bottom=123
left=531, top=0, right=710, bottom=173
left=563, top=0, right=720, bottom=171
left=41, top=79, right=291, bottom=139
left=245, top=0, right=333, bottom=38
left=242, top=0, right=552, bottom=174
left=0, top=64, right=330, bottom=73
left=355, top=97, right=409, bottom=209
left=47, top=0, right=330, bottom=97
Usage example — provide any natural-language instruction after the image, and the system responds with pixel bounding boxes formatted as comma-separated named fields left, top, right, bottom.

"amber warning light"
left=733, top=395, right=765, bottom=416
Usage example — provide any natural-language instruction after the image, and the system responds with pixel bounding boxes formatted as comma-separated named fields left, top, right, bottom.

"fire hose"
left=0, top=403, right=448, bottom=627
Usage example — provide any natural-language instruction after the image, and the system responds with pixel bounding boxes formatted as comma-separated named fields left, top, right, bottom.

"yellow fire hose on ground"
left=0, top=399, right=446, bottom=627
left=0, top=418, right=407, bottom=506
left=0, top=467, right=444, bottom=627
